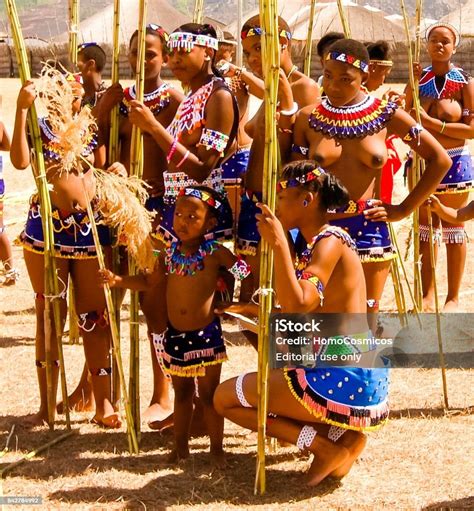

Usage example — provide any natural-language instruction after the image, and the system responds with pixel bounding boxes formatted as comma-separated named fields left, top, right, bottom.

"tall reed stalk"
left=255, top=0, right=279, bottom=495
left=5, top=0, right=71, bottom=431
left=128, top=0, right=147, bottom=442
left=69, top=0, right=79, bottom=66
left=336, top=0, right=351, bottom=38
left=303, top=0, right=317, bottom=76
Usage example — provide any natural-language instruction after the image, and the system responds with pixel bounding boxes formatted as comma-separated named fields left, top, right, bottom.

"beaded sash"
left=163, top=167, right=225, bottom=204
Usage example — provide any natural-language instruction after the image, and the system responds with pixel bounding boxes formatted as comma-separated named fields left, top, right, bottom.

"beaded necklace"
left=167, top=77, right=223, bottom=140
left=165, top=238, right=219, bottom=276
left=309, top=95, right=397, bottom=139
left=419, top=65, right=470, bottom=100
left=120, top=83, right=171, bottom=116
left=294, top=226, right=356, bottom=278
left=39, top=117, right=97, bottom=163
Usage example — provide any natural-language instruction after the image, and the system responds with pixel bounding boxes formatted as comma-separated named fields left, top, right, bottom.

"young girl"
left=128, top=23, right=238, bottom=246
left=0, top=118, right=19, bottom=285
left=292, top=38, right=451, bottom=324
left=234, top=15, right=320, bottom=300
left=405, top=22, right=473, bottom=311
left=215, top=161, right=386, bottom=486
left=100, top=186, right=251, bottom=467
left=11, top=71, right=120, bottom=428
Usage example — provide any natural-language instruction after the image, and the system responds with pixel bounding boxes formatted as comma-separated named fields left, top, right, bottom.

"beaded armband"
left=403, top=123, right=424, bottom=144
left=300, top=271, right=324, bottom=306
left=462, top=108, right=472, bottom=117
left=229, top=257, right=251, bottom=281
left=198, top=128, right=229, bottom=156
left=291, top=144, right=309, bottom=156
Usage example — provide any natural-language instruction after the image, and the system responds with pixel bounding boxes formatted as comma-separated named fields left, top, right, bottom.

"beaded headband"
left=276, top=167, right=326, bottom=192
left=426, top=22, right=460, bottom=47
left=370, top=59, right=393, bottom=67
left=178, top=187, right=222, bottom=211
left=168, top=32, right=218, bottom=52
left=77, top=42, right=99, bottom=50
left=241, top=26, right=292, bottom=41
left=147, top=23, right=170, bottom=42
left=325, top=52, right=369, bottom=73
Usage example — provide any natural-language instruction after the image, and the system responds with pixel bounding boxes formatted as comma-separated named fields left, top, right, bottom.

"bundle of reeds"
left=193, top=0, right=204, bottom=24
left=303, top=0, right=317, bottom=76
left=401, top=0, right=448, bottom=408
left=255, top=0, right=280, bottom=495
left=128, top=0, right=148, bottom=442
left=69, top=0, right=79, bottom=66
left=4, top=0, right=71, bottom=431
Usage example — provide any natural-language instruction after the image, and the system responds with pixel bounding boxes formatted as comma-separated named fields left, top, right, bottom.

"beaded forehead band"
left=426, top=22, right=460, bottom=47
left=147, top=23, right=169, bottom=42
left=178, top=187, right=222, bottom=211
left=168, top=32, right=218, bottom=52
left=370, top=59, right=393, bottom=67
left=325, top=52, right=369, bottom=73
left=241, top=26, right=292, bottom=41
left=277, top=167, right=326, bottom=192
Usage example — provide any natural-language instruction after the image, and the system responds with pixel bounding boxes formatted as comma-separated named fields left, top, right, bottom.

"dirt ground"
left=0, top=78, right=473, bottom=510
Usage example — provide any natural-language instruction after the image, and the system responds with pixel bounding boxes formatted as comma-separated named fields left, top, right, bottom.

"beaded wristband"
left=280, top=102, right=298, bottom=116
left=229, top=257, right=251, bottom=281
left=176, top=150, right=190, bottom=169
left=167, top=138, right=178, bottom=164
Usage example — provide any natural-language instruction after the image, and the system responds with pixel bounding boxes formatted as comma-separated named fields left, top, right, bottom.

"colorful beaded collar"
left=178, top=187, right=222, bottom=211
left=419, top=66, right=469, bottom=100
left=120, top=83, right=171, bottom=116
left=295, top=226, right=356, bottom=278
left=309, top=95, right=397, bottom=139
left=39, top=117, right=97, bottom=163
left=168, top=32, right=218, bottom=52
left=165, top=238, right=219, bottom=276
left=277, top=167, right=325, bottom=192
left=325, top=52, right=369, bottom=73
left=167, top=77, right=224, bottom=140
left=241, top=26, right=292, bottom=40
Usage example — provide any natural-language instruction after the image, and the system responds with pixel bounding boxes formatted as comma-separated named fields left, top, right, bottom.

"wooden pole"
left=255, top=0, right=279, bottom=495
left=5, top=0, right=71, bottom=431
left=128, top=0, right=147, bottom=443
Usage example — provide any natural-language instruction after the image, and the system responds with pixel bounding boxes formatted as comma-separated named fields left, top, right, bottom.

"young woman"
left=11, top=72, right=120, bottom=428
left=235, top=15, right=320, bottom=300
left=292, top=38, right=451, bottom=324
left=405, top=22, right=473, bottom=311
left=215, top=161, right=387, bottom=486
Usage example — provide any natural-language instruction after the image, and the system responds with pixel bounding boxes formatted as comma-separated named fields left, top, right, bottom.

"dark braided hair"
left=281, top=160, right=349, bottom=211
left=366, top=40, right=392, bottom=61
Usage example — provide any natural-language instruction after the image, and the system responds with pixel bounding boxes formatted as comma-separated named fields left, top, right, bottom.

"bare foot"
left=57, top=390, right=95, bottom=414
left=22, top=410, right=50, bottom=428
left=210, top=449, right=227, bottom=469
left=143, top=401, right=173, bottom=426
left=329, top=430, right=367, bottom=479
left=91, top=412, right=122, bottom=429
left=422, top=296, right=436, bottom=313
left=306, top=441, right=350, bottom=487
left=443, top=299, right=459, bottom=312
left=166, top=448, right=190, bottom=464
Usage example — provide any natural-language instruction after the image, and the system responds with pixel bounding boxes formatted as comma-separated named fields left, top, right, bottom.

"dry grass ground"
left=0, top=79, right=473, bottom=510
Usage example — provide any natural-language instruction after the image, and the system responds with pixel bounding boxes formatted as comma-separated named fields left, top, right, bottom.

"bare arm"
left=429, top=196, right=474, bottom=223
left=256, top=204, right=340, bottom=312
left=0, top=121, right=11, bottom=151
left=129, top=87, right=235, bottom=182
left=10, top=81, right=37, bottom=170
